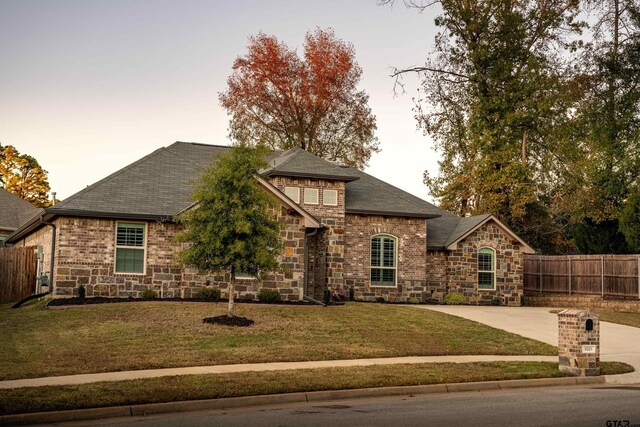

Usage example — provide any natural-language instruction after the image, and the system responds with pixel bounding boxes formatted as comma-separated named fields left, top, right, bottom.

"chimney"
left=51, top=192, right=57, bottom=206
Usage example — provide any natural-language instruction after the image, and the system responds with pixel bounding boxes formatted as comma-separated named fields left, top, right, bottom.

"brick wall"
left=344, top=214, right=427, bottom=302
left=524, top=294, right=640, bottom=312
left=558, top=310, right=601, bottom=376
left=14, top=222, right=56, bottom=283
left=48, top=205, right=307, bottom=301
left=425, top=220, right=525, bottom=306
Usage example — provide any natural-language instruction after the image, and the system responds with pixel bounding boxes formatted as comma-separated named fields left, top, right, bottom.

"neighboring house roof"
left=427, top=212, right=535, bottom=254
left=0, top=188, right=40, bottom=232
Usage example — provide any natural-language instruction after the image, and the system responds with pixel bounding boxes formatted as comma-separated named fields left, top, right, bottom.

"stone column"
left=558, top=309, right=600, bottom=376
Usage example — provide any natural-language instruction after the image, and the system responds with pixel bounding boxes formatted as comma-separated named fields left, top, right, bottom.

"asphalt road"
left=67, top=385, right=640, bottom=427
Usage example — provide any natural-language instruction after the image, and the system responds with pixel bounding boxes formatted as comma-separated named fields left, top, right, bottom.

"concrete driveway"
left=416, top=305, right=640, bottom=384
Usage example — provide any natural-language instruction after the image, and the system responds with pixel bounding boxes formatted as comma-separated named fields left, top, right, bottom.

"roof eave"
left=262, top=170, right=360, bottom=183
left=346, top=209, right=441, bottom=219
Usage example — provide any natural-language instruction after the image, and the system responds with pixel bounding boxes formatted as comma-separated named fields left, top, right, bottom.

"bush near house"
left=257, top=289, right=281, bottom=303
left=141, top=289, right=157, bottom=300
left=445, top=293, right=467, bottom=305
left=196, top=288, right=221, bottom=301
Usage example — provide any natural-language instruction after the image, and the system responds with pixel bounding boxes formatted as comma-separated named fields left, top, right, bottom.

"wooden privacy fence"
left=524, top=254, right=640, bottom=299
left=0, top=246, right=37, bottom=303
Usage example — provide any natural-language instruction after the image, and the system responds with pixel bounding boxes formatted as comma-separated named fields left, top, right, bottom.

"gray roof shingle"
left=0, top=189, right=40, bottom=231
left=261, top=147, right=360, bottom=182
left=426, top=213, right=492, bottom=250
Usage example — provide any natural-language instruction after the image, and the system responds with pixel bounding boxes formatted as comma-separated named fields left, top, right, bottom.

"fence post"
left=539, top=256, right=542, bottom=294
left=568, top=256, right=572, bottom=295
left=601, top=255, right=604, bottom=298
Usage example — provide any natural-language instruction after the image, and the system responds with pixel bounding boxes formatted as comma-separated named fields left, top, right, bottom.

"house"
left=0, top=188, right=39, bottom=246
left=6, top=142, right=534, bottom=305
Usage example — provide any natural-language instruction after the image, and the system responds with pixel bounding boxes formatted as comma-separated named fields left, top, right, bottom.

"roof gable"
left=262, top=148, right=360, bottom=182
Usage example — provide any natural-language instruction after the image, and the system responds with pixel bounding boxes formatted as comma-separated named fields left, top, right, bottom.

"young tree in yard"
left=0, top=144, right=52, bottom=207
left=619, top=187, right=640, bottom=253
left=176, top=146, right=282, bottom=318
left=219, top=28, right=379, bottom=169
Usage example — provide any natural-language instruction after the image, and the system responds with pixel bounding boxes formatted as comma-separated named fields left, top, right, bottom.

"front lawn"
left=0, top=300, right=557, bottom=380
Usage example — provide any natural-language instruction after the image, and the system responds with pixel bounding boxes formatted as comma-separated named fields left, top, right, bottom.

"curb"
left=0, top=376, right=605, bottom=426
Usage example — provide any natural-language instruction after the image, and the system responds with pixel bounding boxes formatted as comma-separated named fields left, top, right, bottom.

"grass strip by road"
left=0, top=301, right=557, bottom=380
left=1, top=362, right=632, bottom=416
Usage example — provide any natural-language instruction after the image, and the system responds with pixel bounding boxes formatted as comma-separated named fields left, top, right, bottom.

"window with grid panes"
left=115, top=222, right=146, bottom=273
left=477, top=247, right=495, bottom=290
left=370, top=235, right=396, bottom=286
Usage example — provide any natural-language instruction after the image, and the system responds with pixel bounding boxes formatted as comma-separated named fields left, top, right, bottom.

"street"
left=64, top=385, right=640, bottom=427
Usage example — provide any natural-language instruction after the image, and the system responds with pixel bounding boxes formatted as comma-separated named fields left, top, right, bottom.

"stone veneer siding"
left=43, top=205, right=306, bottom=300
left=269, top=176, right=346, bottom=299
left=426, top=220, right=525, bottom=306
left=14, top=222, right=56, bottom=284
left=344, top=214, right=427, bottom=302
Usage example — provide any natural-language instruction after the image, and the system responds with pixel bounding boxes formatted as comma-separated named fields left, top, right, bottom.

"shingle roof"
left=47, top=142, right=444, bottom=220
left=426, top=213, right=492, bottom=250
left=49, top=142, right=227, bottom=218
left=0, top=189, right=40, bottom=231
left=343, top=168, right=443, bottom=218
left=261, top=147, right=360, bottom=182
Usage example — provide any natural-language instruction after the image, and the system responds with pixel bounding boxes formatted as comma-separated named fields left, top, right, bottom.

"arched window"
left=371, top=235, right=397, bottom=287
left=477, top=247, right=496, bottom=290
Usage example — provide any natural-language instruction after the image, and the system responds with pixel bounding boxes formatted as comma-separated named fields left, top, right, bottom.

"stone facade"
left=558, top=310, right=601, bottom=376
left=27, top=204, right=306, bottom=301
left=344, top=214, right=427, bottom=302
left=425, top=221, right=525, bottom=306
left=269, top=176, right=346, bottom=299
left=14, top=223, right=56, bottom=285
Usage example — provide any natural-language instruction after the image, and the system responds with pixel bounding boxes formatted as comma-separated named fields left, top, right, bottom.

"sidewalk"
left=0, top=355, right=557, bottom=389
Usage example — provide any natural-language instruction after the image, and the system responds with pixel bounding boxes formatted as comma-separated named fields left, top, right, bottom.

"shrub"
left=257, top=289, right=281, bottom=303
left=142, top=289, right=158, bottom=300
left=322, top=288, right=331, bottom=305
left=77, top=285, right=86, bottom=300
left=331, top=288, right=348, bottom=302
left=407, top=297, right=420, bottom=304
left=196, top=287, right=221, bottom=301
left=444, top=292, right=466, bottom=305
left=375, top=296, right=386, bottom=303
left=491, top=296, right=502, bottom=306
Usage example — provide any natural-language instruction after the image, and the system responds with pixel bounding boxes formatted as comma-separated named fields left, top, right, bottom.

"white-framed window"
left=115, top=222, right=146, bottom=274
left=303, top=188, right=319, bottom=205
left=477, top=247, right=496, bottom=290
left=370, top=234, right=397, bottom=287
left=323, top=189, right=338, bottom=206
left=284, top=186, right=300, bottom=203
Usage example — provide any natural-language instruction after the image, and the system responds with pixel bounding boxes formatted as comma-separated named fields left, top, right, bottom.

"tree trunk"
left=227, top=267, right=235, bottom=318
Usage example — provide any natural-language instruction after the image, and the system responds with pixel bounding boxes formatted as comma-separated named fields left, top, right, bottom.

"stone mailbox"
left=558, top=309, right=600, bottom=376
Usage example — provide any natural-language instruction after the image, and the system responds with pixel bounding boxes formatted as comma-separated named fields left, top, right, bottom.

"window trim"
left=323, top=189, right=338, bottom=206
left=370, top=234, right=398, bottom=288
left=477, top=247, right=496, bottom=291
left=114, top=221, right=147, bottom=275
left=303, top=188, right=319, bottom=205
left=283, top=186, right=300, bottom=203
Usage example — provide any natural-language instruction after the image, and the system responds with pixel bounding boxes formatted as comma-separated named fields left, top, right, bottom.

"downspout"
left=303, top=228, right=321, bottom=304
left=39, top=213, right=56, bottom=295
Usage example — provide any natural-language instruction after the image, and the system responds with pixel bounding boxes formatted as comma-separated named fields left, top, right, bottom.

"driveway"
left=416, top=306, right=640, bottom=384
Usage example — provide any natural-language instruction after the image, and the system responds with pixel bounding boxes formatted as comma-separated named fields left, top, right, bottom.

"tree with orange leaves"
left=0, top=144, right=52, bottom=207
left=219, top=28, right=379, bottom=169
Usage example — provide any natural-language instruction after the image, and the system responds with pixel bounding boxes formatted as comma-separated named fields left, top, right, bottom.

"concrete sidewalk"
left=0, top=355, right=557, bottom=390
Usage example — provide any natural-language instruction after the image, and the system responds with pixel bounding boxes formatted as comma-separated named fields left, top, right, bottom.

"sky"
left=0, top=0, right=442, bottom=203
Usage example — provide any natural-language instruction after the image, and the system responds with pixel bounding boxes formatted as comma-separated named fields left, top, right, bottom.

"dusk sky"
left=1, top=0, right=441, bottom=202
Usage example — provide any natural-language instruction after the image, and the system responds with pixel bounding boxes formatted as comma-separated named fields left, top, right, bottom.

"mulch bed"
left=46, top=297, right=317, bottom=308
left=202, top=315, right=254, bottom=327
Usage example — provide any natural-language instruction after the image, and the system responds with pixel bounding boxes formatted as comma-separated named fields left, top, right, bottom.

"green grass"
left=0, top=361, right=577, bottom=416
left=0, top=300, right=557, bottom=381
left=595, top=310, right=640, bottom=329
